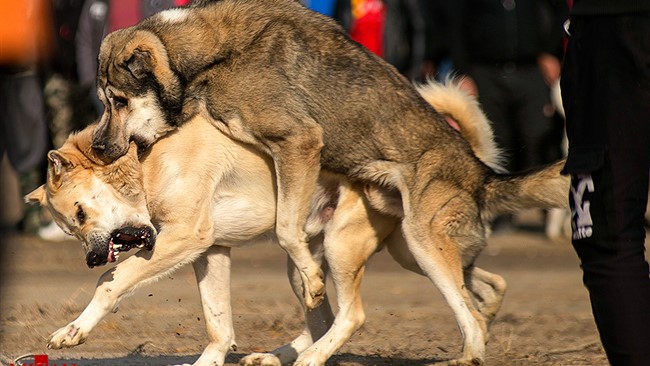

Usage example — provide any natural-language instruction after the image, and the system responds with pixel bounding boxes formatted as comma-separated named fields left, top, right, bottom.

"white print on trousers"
left=571, top=174, right=594, bottom=240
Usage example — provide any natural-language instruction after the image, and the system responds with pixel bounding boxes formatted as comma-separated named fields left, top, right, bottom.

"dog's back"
left=128, top=0, right=483, bottom=185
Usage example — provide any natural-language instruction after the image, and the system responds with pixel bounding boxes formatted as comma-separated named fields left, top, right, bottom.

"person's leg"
left=563, top=14, right=650, bottom=365
left=1, top=72, right=49, bottom=232
left=571, top=164, right=650, bottom=365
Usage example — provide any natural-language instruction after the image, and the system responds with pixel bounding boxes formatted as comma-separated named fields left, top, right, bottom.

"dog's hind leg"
left=240, top=239, right=334, bottom=366
left=293, top=186, right=397, bottom=366
left=399, top=187, right=488, bottom=366
left=47, top=229, right=212, bottom=350
left=176, top=245, right=237, bottom=366
left=464, top=266, right=507, bottom=329
left=385, top=228, right=505, bottom=332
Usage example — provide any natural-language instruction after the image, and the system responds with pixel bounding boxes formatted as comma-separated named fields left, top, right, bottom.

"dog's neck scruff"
left=48, top=124, right=146, bottom=201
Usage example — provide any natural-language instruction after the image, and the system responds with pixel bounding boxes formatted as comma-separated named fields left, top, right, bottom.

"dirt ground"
left=0, top=216, right=616, bottom=366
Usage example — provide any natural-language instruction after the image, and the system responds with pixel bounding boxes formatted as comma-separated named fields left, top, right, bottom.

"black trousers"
left=561, top=14, right=650, bottom=366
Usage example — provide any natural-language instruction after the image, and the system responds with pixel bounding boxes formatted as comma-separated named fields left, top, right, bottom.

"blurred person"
left=0, top=1, right=53, bottom=233
left=333, top=0, right=429, bottom=81
left=450, top=0, right=567, bottom=173
left=449, top=0, right=567, bottom=232
left=420, top=0, right=455, bottom=81
left=44, top=0, right=96, bottom=150
left=36, top=0, right=92, bottom=241
left=75, top=0, right=184, bottom=117
left=561, top=0, right=650, bottom=365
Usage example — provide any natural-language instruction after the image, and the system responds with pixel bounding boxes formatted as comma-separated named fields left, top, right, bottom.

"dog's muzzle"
left=91, top=140, right=127, bottom=163
left=85, top=226, right=156, bottom=268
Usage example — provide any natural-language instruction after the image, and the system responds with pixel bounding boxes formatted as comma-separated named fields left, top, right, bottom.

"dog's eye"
left=112, top=96, right=128, bottom=109
left=76, top=206, right=86, bottom=225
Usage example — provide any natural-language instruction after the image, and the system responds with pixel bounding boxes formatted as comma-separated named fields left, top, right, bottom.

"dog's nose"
left=90, top=140, right=123, bottom=163
left=143, top=226, right=156, bottom=250
left=91, top=141, right=106, bottom=152
left=86, top=251, right=107, bottom=268
left=91, top=127, right=111, bottom=154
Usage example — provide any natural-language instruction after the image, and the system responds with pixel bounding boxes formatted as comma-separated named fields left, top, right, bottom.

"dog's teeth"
left=116, top=233, right=121, bottom=238
left=113, top=244, right=122, bottom=249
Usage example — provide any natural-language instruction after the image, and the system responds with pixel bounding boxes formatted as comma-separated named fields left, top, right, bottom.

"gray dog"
left=91, top=1, right=569, bottom=364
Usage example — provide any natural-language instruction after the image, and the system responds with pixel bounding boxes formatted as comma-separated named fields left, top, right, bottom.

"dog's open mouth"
left=107, top=226, right=156, bottom=263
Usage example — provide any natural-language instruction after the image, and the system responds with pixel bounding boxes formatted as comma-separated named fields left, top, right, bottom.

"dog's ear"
left=125, top=48, right=153, bottom=80
left=111, top=30, right=182, bottom=111
left=25, top=185, right=47, bottom=206
left=47, top=150, right=73, bottom=190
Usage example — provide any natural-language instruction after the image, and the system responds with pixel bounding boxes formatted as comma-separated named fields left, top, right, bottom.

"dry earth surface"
left=1, top=216, right=623, bottom=366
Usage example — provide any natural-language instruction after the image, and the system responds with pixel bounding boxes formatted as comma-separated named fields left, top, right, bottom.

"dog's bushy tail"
left=416, top=78, right=506, bottom=173
left=481, top=160, right=570, bottom=222
left=416, top=79, right=569, bottom=221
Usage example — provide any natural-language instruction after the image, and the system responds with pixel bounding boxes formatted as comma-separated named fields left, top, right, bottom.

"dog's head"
left=26, top=127, right=156, bottom=268
left=93, top=27, right=183, bottom=162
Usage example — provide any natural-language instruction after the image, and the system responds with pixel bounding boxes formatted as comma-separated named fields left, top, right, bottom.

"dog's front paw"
left=47, top=323, right=87, bottom=349
left=239, top=353, right=281, bottom=366
left=293, top=348, right=328, bottom=366
left=435, top=357, right=484, bottom=366
left=303, top=268, right=325, bottom=310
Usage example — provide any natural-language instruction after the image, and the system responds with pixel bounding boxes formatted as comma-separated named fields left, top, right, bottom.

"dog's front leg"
left=269, top=124, right=326, bottom=311
left=47, top=229, right=210, bottom=349
left=176, top=245, right=236, bottom=366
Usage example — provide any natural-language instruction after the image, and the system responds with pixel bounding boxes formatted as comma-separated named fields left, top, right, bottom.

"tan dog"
left=29, top=81, right=569, bottom=366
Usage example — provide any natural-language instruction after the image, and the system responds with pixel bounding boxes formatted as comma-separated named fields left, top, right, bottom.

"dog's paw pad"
left=239, top=353, right=281, bottom=366
left=303, top=271, right=326, bottom=310
left=304, top=285, right=325, bottom=310
left=47, top=324, right=86, bottom=349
